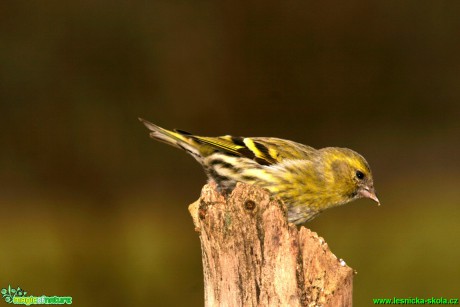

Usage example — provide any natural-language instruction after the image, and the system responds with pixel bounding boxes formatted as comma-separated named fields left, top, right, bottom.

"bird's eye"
left=356, top=170, right=365, bottom=180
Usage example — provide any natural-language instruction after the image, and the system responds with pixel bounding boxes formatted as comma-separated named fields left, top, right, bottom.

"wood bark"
left=189, top=182, right=353, bottom=307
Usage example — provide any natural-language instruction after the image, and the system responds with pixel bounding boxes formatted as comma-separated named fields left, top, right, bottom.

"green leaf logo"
left=1, top=285, right=28, bottom=304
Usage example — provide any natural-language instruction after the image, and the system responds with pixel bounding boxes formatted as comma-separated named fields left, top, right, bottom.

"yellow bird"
left=140, top=118, right=379, bottom=224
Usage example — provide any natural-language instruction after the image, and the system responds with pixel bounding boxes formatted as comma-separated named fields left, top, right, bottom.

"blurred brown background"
left=1, top=1, right=459, bottom=306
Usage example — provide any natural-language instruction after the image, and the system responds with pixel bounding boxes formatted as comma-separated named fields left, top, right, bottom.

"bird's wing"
left=185, top=133, right=316, bottom=166
left=139, top=119, right=316, bottom=165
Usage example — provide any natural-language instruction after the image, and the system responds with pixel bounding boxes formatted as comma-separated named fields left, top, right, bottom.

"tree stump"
left=189, top=183, right=353, bottom=307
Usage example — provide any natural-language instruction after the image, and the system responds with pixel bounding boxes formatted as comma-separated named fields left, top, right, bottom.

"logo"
left=1, top=285, right=72, bottom=305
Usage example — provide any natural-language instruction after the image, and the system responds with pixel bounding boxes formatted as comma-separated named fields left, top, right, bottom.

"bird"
left=139, top=118, right=379, bottom=224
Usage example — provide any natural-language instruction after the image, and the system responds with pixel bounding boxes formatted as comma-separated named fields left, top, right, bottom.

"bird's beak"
left=359, top=186, right=380, bottom=206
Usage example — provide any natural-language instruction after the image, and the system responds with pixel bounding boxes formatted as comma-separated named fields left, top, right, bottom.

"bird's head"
left=320, top=147, right=380, bottom=206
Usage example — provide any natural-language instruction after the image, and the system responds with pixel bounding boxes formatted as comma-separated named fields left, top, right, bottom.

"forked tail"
left=139, top=118, right=201, bottom=159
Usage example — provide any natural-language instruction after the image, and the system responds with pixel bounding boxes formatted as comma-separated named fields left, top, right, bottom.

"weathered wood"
left=189, top=182, right=353, bottom=307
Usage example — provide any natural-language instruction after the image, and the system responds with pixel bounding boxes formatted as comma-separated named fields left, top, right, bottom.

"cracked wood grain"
left=189, top=183, right=353, bottom=307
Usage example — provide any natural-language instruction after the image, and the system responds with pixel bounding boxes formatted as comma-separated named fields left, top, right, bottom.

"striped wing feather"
left=182, top=132, right=316, bottom=166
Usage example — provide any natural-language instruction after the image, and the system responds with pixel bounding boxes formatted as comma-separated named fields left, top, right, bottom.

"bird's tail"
left=139, top=118, right=202, bottom=159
